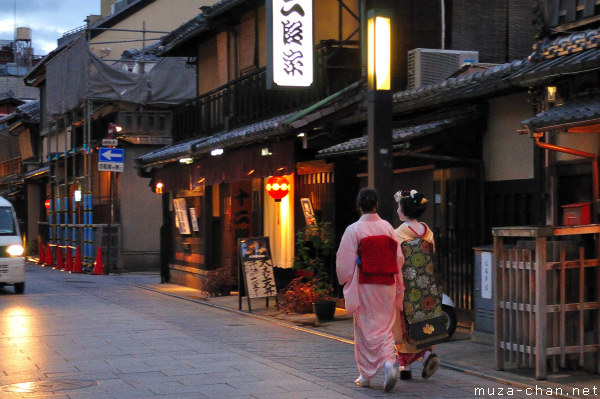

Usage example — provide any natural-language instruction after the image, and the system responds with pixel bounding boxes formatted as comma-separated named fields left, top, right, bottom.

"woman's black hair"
left=398, top=190, right=427, bottom=219
left=357, top=188, right=378, bottom=213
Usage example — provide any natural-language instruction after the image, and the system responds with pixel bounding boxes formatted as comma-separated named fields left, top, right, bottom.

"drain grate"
left=1, top=380, right=97, bottom=393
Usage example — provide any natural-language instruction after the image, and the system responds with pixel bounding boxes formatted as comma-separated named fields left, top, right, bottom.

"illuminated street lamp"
left=367, top=8, right=394, bottom=222
left=367, top=10, right=391, bottom=91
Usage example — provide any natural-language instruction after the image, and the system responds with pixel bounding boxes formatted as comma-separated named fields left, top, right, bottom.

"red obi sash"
left=358, top=235, right=398, bottom=285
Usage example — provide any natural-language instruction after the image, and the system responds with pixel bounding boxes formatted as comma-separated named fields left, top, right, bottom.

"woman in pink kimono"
left=392, top=189, right=441, bottom=380
left=336, top=188, right=404, bottom=392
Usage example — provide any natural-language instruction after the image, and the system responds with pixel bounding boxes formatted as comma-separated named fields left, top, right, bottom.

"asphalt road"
left=0, top=264, right=559, bottom=398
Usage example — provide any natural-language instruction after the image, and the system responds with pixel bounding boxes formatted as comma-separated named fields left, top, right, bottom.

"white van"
left=0, top=196, right=25, bottom=294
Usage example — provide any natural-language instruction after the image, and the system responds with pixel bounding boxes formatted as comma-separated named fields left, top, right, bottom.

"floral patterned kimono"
left=336, top=213, right=405, bottom=379
left=392, top=222, right=436, bottom=367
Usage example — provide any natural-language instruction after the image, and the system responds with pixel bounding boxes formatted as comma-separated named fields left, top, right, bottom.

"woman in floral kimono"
left=392, top=189, right=441, bottom=380
left=336, top=188, right=404, bottom=392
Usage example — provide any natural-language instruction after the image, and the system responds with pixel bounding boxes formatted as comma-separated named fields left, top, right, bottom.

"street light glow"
left=368, top=13, right=391, bottom=91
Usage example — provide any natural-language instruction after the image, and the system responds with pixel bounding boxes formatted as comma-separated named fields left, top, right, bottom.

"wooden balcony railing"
left=171, top=45, right=359, bottom=141
left=0, top=158, right=21, bottom=178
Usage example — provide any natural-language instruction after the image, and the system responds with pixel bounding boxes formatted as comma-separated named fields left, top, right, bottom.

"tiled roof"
left=318, top=109, right=484, bottom=157
left=137, top=112, right=295, bottom=167
left=136, top=137, right=204, bottom=167
left=159, top=15, right=206, bottom=55
left=16, top=100, right=40, bottom=123
left=159, top=0, right=245, bottom=55
left=521, top=96, right=600, bottom=132
left=393, top=59, right=528, bottom=110
left=391, top=26, right=600, bottom=113
left=192, top=112, right=296, bottom=154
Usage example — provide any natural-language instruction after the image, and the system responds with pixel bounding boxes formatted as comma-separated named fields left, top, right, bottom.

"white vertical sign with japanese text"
left=481, top=251, right=492, bottom=299
left=173, top=198, right=191, bottom=235
left=268, top=0, right=313, bottom=88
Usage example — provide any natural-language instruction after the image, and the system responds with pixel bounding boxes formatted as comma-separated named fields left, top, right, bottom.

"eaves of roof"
left=136, top=137, right=203, bottom=168
left=137, top=112, right=295, bottom=168
left=279, top=80, right=365, bottom=131
left=191, top=112, right=296, bottom=155
left=23, top=166, right=49, bottom=180
left=16, top=100, right=40, bottom=123
left=317, top=107, right=484, bottom=158
left=158, top=16, right=207, bottom=56
left=390, top=59, right=529, bottom=114
left=23, top=42, right=70, bottom=86
left=521, top=96, right=600, bottom=132
left=158, top=0, right=248, bottom=56
left=89, top=0, right=158, bottom=38
left=390, top=27, right=600, bottom=115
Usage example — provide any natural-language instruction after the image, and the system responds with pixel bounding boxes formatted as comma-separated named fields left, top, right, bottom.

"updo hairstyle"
left=357, top=188, right=378, bottom=213
left=395, top=189, right=427, bottom=219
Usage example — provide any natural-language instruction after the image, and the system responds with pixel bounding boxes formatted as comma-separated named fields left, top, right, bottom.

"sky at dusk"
left=0, top=0, right=100, bottom=55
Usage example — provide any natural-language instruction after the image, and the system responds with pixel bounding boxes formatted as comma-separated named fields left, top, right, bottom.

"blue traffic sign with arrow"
left=99, top=147, right=124, bottom=163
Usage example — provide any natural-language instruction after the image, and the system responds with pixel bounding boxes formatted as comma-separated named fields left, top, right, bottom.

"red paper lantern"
left=266, top=176, right=290, bottom=201
left=44, top=199, right=51, bottom=210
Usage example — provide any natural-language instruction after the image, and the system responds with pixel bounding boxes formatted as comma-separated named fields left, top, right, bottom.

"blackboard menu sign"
left=238, top=237, right=278, bottom=312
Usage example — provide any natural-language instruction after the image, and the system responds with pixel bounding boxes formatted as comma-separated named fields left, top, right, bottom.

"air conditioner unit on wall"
left=407, top=48, right=479, bottom=89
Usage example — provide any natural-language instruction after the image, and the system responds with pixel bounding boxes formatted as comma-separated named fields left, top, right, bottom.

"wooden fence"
left=493, top=225, right=600, bottom=380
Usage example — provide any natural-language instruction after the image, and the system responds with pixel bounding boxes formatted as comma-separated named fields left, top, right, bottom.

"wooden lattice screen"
left=492, top=225, right=600, bottom=380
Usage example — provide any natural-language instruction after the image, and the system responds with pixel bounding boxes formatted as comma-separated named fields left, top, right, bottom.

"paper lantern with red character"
left=265, top=176, right=289, bottom=202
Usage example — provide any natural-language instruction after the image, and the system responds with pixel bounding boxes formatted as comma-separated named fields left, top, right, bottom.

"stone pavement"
left=137, top=282, right=600, bottom=399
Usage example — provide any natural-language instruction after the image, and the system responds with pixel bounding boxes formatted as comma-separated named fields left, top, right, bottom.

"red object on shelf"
left=561, top=202, right=591, bottom=226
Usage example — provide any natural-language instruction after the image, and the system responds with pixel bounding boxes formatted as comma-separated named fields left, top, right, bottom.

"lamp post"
left=367, top=9, right=394, bottom=222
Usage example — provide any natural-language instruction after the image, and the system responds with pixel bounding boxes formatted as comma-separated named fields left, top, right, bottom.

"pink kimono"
left=336, top=213, right=405, bottom=379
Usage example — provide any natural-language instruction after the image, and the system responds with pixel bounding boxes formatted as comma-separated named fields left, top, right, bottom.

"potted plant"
left=201, top=267, right=235, bottom=296
left=278, top=221, right=337, bottom=320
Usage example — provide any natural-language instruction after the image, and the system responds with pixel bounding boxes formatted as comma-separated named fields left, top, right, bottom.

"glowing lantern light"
left=44, top=199, right=51, bottom=210
left=266, top=176, right=289, bottom=201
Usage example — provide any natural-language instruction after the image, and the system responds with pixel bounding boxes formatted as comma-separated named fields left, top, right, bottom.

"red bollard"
left=92, top=246, right=104, bottom=275
left=64, top=248, right=73, bottom=272
left=45, top=243, right=54, bottom=267
left=38, top=240, right=46, bottom=265
left=72, top=247, right=83, bottom=273
left=55, top=246, right=64, bottom=270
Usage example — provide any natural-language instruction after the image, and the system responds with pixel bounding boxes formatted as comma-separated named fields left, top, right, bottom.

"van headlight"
left=6, top=244, right=24, bottom=257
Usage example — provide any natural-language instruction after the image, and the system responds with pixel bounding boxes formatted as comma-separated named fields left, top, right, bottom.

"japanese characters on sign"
left=481, top=251, right=492, bottom=299
left=173, top=198, right=191, bottom=235
left=238, top=237, right=277, bottom=299
left=268, top=0, right=313, bottom=88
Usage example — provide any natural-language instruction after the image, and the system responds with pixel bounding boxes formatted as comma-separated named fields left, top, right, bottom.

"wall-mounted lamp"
left=107, top=123, right=123, bottom=138
left=367, top=10, right=391, bottom=91
left=155, top=182, right=164, bottom=194
left=211, top=148, right=224, bottom=156
left=261, top=148, right=272, bottom=156
left=547, top=86, right=557, bottom=103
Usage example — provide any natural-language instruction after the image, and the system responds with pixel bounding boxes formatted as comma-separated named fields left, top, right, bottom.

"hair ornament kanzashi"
left=393, top=190, right=405, bottom=203
left=395, top=189, right=428, bottom=205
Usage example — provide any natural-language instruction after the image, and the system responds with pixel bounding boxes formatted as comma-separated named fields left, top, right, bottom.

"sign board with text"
left=266, top=0, right=313, bottom=88
left=238, top=236, right=278, bottom=312
left=98, top=147, right=124, bottom=172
